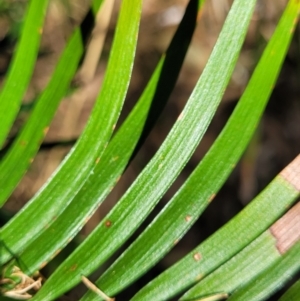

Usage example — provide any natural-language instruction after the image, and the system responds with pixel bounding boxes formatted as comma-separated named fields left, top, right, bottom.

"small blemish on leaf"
left=185, top=215, right=192, bottom=222
left=105, top=220, right=112, bottom=227
left=70, top=264, right=77, bottom=271
left=95, top=157, right=100, bottom=164
left=193, top=252, right=201, bottom=261
left=209, top=194, right=216, bottom=203
left=43, top=127, right=49, bottom=135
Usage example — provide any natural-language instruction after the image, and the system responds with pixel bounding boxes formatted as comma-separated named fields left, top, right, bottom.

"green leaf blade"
left=227, top=242, right=300, bottom=301
left=14, top=58, right=165, bottom=276
left=88, top=1, right=300, bottom=298
left=33, top=0, right=257, bottom=299
left=0, top=0, right=49, bottom=148
left=180, top=232, right=278, bottom=300
left=131, top=155, right=300, bottom=301
left=1, top=0, right=142, bottom=265
left=183, top=201, right=300, bottom=300
left=227, top=201, right=300, bottom=301
left=0, top=29, right=83, bottom=207
left=9, top=0, right=200, bottom=278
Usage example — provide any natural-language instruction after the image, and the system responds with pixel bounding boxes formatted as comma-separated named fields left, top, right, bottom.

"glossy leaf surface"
left=34, top=0, right=256, bottom=299
left=9, top=0, right=199, bottom=277
left=1, top=0, right=142, bottom=265
left=85, top=1, right=299, bottom=299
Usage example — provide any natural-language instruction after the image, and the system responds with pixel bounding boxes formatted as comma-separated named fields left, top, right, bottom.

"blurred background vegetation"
left=0, top=0, right=299, bottom=299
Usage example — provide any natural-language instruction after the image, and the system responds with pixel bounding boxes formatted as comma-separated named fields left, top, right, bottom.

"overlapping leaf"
left=181, top=201, right=300, bottom=300
left=86, top=2, right=300, bottom=299
left=132, top=154, right=300, bottom=300
left=0, top=30, right=83, bottom=207
left=228, top=241, right=300, bottom=301
left=6, top=0, right=200, bottom=278
left=0, top=0, right=142, bottom=264
left=32, top=0, right=257, bottom=299
left=1, top=1, right=298, bottom=301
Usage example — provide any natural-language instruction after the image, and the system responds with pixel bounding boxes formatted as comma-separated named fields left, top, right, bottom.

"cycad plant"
left=0, top=0, right=300, bottom=300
